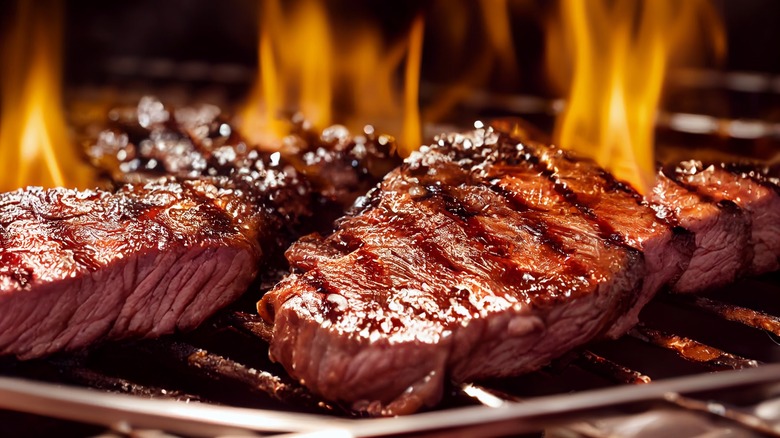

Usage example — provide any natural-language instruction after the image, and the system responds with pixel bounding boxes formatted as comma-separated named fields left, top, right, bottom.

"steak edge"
left=0, top=179, right=261, bottom=359
left=259, top=124, right=780, bottom=415
left=259, top=127, right=688, bottom=414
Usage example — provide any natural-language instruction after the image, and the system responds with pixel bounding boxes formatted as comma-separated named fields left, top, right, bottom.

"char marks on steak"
left=0, top=179, right=263, bottom=359
left=87, top=96, right=401, bottom=232
left=648, top=168, right=751, bottom=293
left=259, top=124, right=780, bottom=416
left=258, top=127, right=691, bottom=415
left=0, top=97, right=400, bottom=359
left=668, top=160, right=780, bottom=275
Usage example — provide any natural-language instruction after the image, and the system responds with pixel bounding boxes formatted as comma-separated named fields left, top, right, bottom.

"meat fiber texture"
left=0, top=179, right=267, bottom=359
left=87, top=96, right=402, bottom=229
left=0, top=96, right=403, bottom=361
left=259, top=126, right=698, bottom=415
left=260, top=124, right=780, bottom=416
left=0, top=95, right=323, bottom=360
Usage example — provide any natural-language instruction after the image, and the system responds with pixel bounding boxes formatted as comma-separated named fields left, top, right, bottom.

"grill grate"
left=1, top=273, right=779, bottom=435
left=3, top=67, right=780, bottom=434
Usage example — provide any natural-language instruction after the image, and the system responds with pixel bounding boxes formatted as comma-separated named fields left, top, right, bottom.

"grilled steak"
left=87, top=96, right=401, bottom=231
left=0, top=97, right=399, bottom=360
left=258, top=125, right=780, bottom=415
left=666, top=160, right=780, bottom=275
left=647, top=168, right=751, bottom=293
left=0, top=178, right=267, bottom=359
left=258, top=127, right=691, bottom=415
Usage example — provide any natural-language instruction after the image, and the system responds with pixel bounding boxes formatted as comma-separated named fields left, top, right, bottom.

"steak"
left=647, top=168, right=751, bottom=293
left=87, top=96, right=401, bottom=231
left=0, top=97, right=400, bottom=360
left=0, top=178, right=265, bottom=359
left=258, top=124, right=780, bottom=415
left=667, top=160, right=780, bottom=275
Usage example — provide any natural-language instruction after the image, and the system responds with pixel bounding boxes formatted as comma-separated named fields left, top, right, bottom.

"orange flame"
left=0, top=0, right=95, bottom=192
left=240, top=1, right=424, bottom=155
left=548, top=0, right=725, bottom=193
left=423, top=0, right=521, bottom=124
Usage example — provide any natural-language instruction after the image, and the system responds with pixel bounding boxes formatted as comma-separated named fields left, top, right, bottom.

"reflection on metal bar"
left=52, top=359, right=201, bottom=402
left=460, top=384, right=509, bottom=408
left=673, top=295, right=780, bottom=337
left=575, top=351, right=652, bottom=385
left=135, top=340, right=333, bottom=412
left=0, top=376, right=347, bottom=437
left=628, top=325, right=760, bottom=370
left=664, top=392, right=780, bottom=437
left=4, top=365, right=780, bottom=437
left=221, top=311, right=274, bottom=343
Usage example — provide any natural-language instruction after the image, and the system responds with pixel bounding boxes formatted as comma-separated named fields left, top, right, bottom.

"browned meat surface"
left=511, top=139, right=693, bottom=338
left=0, top=97, right=399, bottom=360
left=647, top=168, right=751, bottom=293
left=87, top=96, right=402, bottom=231
left=258, top=126, right=692, bottom=415
left=667, top=160, right=780, bottom=275
left=258, top=123, right=780, bottom=416
left=0, top=179, right=263, bottom=359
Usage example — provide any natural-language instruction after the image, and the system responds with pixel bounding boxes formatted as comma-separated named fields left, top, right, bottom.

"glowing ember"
left=548, top=0, right=725, bottom=193
left=0, top=0, right=95, bottom=192
left=240, top=1, right=424, bottom=155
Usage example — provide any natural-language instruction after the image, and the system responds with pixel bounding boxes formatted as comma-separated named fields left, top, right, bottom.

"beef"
left=258, top=124, right=780, bottom=416
left=257, top=126, right=693, bottom=415
left=511, top=138, right=694, bottom=338
left=0, top=96, right=399, bottom=360
left=667, top=160, right=780, bottom=275
left=0, top=179, right=264, bottom=359
left=86, top=96, right=402, bottom=231
left=647, top=168, right=751, bottom=293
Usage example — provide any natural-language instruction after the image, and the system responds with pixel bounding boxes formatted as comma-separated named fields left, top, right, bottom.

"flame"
left=0, top=0, right=95, bottom=192
left=548, top=0, right=724, bottom=193
left=240, top=1, right=424, bottom=155
left=423, top=0, right=522, bottom=123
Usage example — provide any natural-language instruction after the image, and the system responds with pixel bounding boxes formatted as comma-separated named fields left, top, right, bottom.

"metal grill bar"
left=1, top=275, right=779, bottom=435
left=673, top=295, right=780, bottom=337
left=663, top=392, right=780, bottom=437
left=51, top=358, right=201, bottom=402
left=133, top=339, right=337, bottom=413
left=219, top=311, right=274, bottom=342
left=574, top=351, right=652, bottom=385
left=628, top=324, right=761, bottom=370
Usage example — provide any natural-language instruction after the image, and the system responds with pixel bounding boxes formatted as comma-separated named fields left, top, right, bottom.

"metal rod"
left=628, top=325, right=760, bottom=370
left=51, top=359, right=202, bottom=402
left=673, top=295, right=780, bottom=337
left=135, top=340, right=335, bottom=413
left=221, top=311, right=274, bottom=343
left=575, top=351, right=652, bottom=385
left=664, top=392, right=780, bottom=437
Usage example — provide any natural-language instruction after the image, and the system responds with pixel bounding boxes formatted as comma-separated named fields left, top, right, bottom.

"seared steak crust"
left=0, top=179, right=262, bottom=359
left=0, top=95, right=402, bottom=360
left=648, top=168, right=751, bottom=293
left=502, top=139, right=693, bottom=337
left=259, top=127, right=685, bottom=415
left=259, top=124, right=780, bottom=415
left=669, top=160, right=780, bottom=274
left=87, top=97, right=402, bottom=231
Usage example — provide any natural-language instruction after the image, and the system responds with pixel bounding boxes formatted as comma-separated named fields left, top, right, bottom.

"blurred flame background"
left=0, top=0, right=778, bottom=192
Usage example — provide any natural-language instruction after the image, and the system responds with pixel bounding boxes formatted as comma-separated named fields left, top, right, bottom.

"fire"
left=423, top=0, right=521, bottom=123
left=548, top=0, right=725, bottom=193
left=0, top=0, right=95, bottom=192
left=240, top=1, right=424, bottom=155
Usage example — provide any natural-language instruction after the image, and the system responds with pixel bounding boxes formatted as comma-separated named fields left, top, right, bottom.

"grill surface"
left=1, top=271, right=779, bottom=436
left=3, top=61, right=780, bottom=435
